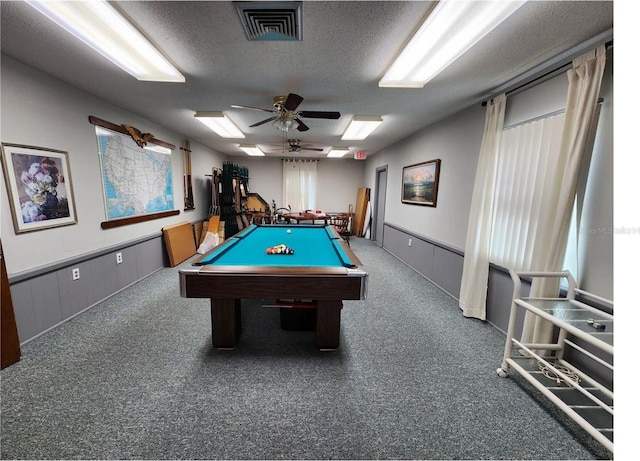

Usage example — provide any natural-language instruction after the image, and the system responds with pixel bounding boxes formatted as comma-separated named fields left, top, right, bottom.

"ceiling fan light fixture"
left=26, top=0, right=185, bottom=82
left=327, top=147, right=350, bottom=158
left=273, top=118, right=299, bottom=132
left=379, top=0, right=525, bottom=88
left=341, top=115, right=383, bottom=140
left=239, top=145, right=266, bottom=156
left=195, top=112, right=245, bottom=138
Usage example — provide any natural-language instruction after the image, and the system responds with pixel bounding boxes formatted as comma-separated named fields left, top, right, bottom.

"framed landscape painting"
left=401, top=159, right=441, bottom=207
left=1, top=143, right=77, bottom=233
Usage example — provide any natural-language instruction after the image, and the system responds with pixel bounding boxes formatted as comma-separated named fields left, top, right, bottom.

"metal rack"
left=220, top=162, right=249, bottom=237
left=497, top=270, right=613, bottom=453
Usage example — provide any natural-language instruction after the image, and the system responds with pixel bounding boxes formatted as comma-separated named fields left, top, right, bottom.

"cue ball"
left=286, top=229, right=291, bottom=233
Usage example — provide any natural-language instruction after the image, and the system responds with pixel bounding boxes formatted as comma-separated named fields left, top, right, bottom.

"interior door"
left=373, top=166, right=387, bottom=245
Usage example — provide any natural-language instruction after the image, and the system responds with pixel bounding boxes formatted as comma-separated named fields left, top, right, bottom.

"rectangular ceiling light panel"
left=379, top=0, right=525, bottom=88
left=341, top=116, right=383, bottom=141
left=327, top=148, right=350, bottom=158
left=239, top=145, right=266, bottom=156
left=26, top=0, right=185, bottom=82
left=195, top=112, right=245, bottom=138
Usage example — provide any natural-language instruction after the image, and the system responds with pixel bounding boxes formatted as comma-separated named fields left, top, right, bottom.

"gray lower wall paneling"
left=382, top=223, right=463, bottom=300
left=136, top=237, right=168, bottom=277
left=380, top=225, right=612, bottom=388
left=485, top=266, right=532, bottom=334
left=9, top=282, right=39, bottom=343
left=431, top=247, right=464, bottom=299
left=381, top=223, right=528, bottom=333
left=8, top=234, right=167, bottom=345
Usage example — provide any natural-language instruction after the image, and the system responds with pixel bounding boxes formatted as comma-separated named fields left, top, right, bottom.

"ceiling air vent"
left=234, top=1, right=302, bottom=41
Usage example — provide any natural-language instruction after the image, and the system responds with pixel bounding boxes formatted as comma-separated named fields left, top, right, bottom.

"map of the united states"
left=96, top=130, right=173, bottom=220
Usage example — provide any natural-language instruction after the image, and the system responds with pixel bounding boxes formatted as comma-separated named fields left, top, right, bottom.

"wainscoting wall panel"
left=136, top=237, right=166, bottom=278
left=431, top=247, right=464, bottom=299
left=380, top=223, right=521, bottom=333
left=30, top=271, right=63, bottom=336
left=486, top=266, right=531, bottom=334
left=381, top=223, right=464, bottom=301
left=10, top=281, right=41, bottom=343
left=379, top=226, right=612, bottom=388
left=8, top=233, right=168, bottom=345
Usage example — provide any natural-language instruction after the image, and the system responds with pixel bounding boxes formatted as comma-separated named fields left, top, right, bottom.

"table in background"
left=281, top=212, right=330, bottom=225
left=179, top=224, right=367, bottom=350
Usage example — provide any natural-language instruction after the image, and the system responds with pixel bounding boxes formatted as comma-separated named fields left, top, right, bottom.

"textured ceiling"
left=0, top=1, right=613, bottom=158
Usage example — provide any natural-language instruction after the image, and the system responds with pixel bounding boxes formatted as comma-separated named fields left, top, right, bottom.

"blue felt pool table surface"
left=196, top=224, right=356, bottom=268
left=181, top=223, right=366, bottom=350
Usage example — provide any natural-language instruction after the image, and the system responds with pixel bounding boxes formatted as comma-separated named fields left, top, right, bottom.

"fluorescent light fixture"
left=144, top=144, right=172, bottom=155
left=195, top=112, right=245, bottom=138
left=239, top=145, right=266, bottom=157
left=379, top=0, right=526, bottom=88
left=327, top=148, right=350, bottom=158
left=26, top=0, right=185, bottom=82
left=341, top=116, right=383, bottom=140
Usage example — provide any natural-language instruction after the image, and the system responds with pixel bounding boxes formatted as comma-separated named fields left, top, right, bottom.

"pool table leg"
left=210, top=298, right=241, bottom=349
left=316, top=300, right=342, bottom=351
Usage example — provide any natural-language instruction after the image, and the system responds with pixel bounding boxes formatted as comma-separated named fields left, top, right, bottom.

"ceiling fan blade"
left=298, top=110, right=341, bottom=119
left=231, top=104, right=274, bottom=113
left=302, top=147, right=325, bottom=152
left=250, top=116, right=277, bottom=127
left=295, top=118, right=310, bottom=132
left=284, top=93, right=304, bottom=111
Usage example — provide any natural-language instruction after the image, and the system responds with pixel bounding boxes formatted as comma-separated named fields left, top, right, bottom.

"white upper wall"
left=364, top=105, right=485, bottom=250
left=1, top=56, right=224, bottom=274
left=0, top=54, right=366, bottom=275
left=226, top=155, right=366, bottom=214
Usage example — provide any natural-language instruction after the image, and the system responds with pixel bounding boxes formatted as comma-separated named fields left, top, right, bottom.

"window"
left=490, top=112, right=566, bottom=270
left=282, top=159, right=317, bottom=211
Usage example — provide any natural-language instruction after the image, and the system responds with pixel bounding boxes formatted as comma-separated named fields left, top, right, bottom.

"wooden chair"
left=328, top=213, right=351, bottom=245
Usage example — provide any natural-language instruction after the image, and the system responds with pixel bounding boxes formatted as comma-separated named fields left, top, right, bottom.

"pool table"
left=179, top=224, right=367, bottom=350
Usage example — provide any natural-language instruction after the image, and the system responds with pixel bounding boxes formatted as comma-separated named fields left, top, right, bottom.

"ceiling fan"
left=231, top=93, right=340, bottom=132
left=264, top=138, right=326, bottom=155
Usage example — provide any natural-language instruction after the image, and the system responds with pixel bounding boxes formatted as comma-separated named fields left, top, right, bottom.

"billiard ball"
left=286, top=229, right=291, bottom=234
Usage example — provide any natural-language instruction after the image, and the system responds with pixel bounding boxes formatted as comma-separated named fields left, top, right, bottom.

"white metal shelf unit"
left=497, top=270, right=613, bottom=453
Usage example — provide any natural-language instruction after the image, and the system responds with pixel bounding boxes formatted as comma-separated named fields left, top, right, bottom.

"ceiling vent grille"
left=234, top=2, right=302, bottom=41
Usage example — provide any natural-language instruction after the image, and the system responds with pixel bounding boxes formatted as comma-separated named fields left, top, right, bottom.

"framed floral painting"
left=1, top=143, right=77, bottom=233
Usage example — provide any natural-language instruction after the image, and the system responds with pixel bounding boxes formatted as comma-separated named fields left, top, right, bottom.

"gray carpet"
left=1, top=238, right=611, bottom=460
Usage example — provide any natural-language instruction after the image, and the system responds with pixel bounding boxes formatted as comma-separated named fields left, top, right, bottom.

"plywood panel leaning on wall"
left=162, top=222, right=197, bottom=267
left=353, top=188, right=370, bottom=238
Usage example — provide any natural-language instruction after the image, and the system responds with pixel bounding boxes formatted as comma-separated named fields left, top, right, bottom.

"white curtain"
left=521, top=45, right=607, bottom=343
left=459, top=94, right=506, bottom=320
left=282, top=159, right=317, bottom=212
left=490, top=112, right=566, bottom=270
left=459, top=46, right=606, bottom=323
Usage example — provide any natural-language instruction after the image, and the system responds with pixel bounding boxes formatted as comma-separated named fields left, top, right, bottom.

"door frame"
left=372, top=165, right=388, bottom=245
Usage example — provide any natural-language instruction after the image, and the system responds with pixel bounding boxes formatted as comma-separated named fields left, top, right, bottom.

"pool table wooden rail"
left=180, top=266, right=367, bottom=300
